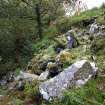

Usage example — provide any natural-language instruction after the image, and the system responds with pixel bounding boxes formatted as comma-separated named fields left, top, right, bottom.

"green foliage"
left=15, top=68, right=21, bottom=76
left=56, top=7, right=102, bottom=33
left=49, top=79, right=104, bottom=105
left=32, top=39, right=54, bottom=53
left=14, top=99, right=23, bottom=105
left=0, top=0, right=64, bottom=74
left=96, top=17, right=105, bottom=25
left=24, top=81, right=40, bottom=99
left=94, top=37, right=105, bottom=55
left=24, top=80, right=42, bottom=105
left=56, top=17, right=71, bottom=33
left=93, top=37, right=105, bottom=70
left=0, top=60, right=16, bottom=77
left=43, top=25, right=58, bottom=38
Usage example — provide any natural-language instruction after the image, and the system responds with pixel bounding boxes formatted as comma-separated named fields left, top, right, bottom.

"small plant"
left=14, top=99, right=23, bottom=105
left=24, top=80, right=42, bottom=105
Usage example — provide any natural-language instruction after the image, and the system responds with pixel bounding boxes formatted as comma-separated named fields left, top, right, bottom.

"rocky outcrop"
left=39, top=60, right=97, bottom=100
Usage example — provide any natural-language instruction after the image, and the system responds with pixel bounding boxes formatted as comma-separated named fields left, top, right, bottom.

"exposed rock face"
left=39, top=60, right=97, bottom=100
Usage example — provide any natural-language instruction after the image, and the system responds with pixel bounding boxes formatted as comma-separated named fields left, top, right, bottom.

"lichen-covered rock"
left=27, top=53, right=43, bottom=75
left=65, top=30, right=79, bottom=48
left=89, top=22, right=99, bottom=33
left=39, top=60, right=97, bottom=100
left=54, top=35, right=67, bottom=53
left=56, top=50, right=74, bottom=65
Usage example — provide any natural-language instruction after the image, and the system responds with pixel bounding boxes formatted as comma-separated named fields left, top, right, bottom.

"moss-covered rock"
left=94, top=37, right=105, bottom=55
left=47, top=62, right=59, bottom=77
left=56, top=50, right=74, bottom=67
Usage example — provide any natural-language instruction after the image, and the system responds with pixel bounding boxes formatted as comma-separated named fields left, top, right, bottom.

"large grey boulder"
left=39, top=60, right=97, bottom=100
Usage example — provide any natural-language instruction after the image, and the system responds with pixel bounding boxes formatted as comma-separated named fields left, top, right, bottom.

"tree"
left=21, top=0, right=64, bottom=39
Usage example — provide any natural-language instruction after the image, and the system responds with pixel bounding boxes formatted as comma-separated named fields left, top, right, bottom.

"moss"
left=93, top=37, right=105, bottom=70
left=96, top=16, right=105, bottom=25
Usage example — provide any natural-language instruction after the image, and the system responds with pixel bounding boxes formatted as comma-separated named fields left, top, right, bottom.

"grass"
left=68, top=7, right=102, bottom=26
left=32, top=25, right=58, bottom=53
left=47, top=78, right=105, bottom=105
left=0, top=6, right=105, bottom=105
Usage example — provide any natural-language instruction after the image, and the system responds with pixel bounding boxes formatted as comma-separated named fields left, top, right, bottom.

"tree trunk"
left=35, top=4, right=42, bottom=39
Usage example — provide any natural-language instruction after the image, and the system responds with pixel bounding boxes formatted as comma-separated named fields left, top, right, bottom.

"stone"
left=54, top=44, right=65, bottom=53
left=39, top=60, right=97, bottom=100
left=38, top=71, right=49, bottom=81
left=65, top=30, right=75, bottom=49
left=54, top=35, right=67, bottom=53
left=47, top=62, right=59, bottom=77
left=56, top=50, right=73, bottom=64
left=6, top=72, right=15, bottom=82
left=15, top=71, right=39, bottom=81
left=17, top=81, right=25, bottom=91
left=0, top=79, right=7, bottom=86
left=89, top=22, right=99, bottom=33
left=96, top=32, right=105, bottom=37
left=81, top=18, right=95, bottom=26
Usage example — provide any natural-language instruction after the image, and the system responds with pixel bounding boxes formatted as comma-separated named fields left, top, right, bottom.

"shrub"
left=56, top=17, right=71, bottom=33
left=14, top=99, right=23, bottom=105
left=24, top=80, right=42, bottom=105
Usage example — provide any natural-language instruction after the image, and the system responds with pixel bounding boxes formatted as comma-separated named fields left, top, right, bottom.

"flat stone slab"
left=39, top=60, right=97, bottom=100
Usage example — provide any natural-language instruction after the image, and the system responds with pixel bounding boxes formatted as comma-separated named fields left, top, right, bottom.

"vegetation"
left=0, top=0, right=64, bottom=75
left=0, top=1, right=105, bottom=105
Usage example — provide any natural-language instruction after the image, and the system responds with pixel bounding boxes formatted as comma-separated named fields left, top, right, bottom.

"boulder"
left=15, top=71, right=39, bottom=81
left=47, top=62, right=59, bottom=77
left=0, top=72, right=15, bottom=86
left=65, top=30, right=75, bottom=49
left=39, top=60, right=97, bottom=100
left=89, top=22, right=99, bottom=33
left=15, top=71, right=49, bottom=81
left=54, top=35, right=67, bottom=53
left=16, top=81, right=25, bottom=91
left=38, top=71, right=49, bottom=81
left=0, top=78, right=7, bottom=86
left=56, top=50, right=74, bottom=64
left=81, top=18, right=95, bottom=26
left=65, top=30, right=79, bottom=49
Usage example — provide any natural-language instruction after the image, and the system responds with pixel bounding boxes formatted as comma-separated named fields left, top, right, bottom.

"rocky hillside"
left=0, top=6, right=105, bottom=105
